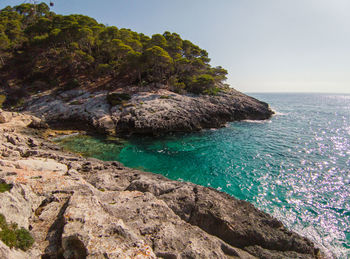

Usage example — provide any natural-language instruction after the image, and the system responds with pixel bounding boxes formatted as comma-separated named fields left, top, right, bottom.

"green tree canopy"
left=0, top=2, right=228, bottom=95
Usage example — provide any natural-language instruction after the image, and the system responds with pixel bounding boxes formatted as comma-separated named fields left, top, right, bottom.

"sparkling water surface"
left=57, top=93, right=350, bottom=258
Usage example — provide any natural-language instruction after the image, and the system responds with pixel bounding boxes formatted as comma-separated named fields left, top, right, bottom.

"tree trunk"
left=138, top=70, right=142, bottom=86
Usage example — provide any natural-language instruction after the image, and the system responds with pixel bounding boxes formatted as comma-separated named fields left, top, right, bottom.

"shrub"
left=0, top=214, right=7, bottom=229
left=12, top=98, right=25, bottom=109
left=97, top=63, right=113, bottom=76
left=203, top=86, right=221, bottom=96
left=69, top=42, right=79, bottom=50
left=0, top=183, right=12, bottom=193
left=168, top=77, right=185, bottom=94
left=107, top=92, right=131, bottom=106
left=48, top=79, right=59, bottom=87
left=32, top=34, right=49, bottom=44
left=75, top=50, right=95, bottom=64
left=0, top=214, right=34, bottom=251
left=28, top=80, right=47, bottom=93
left=0, top=95, right=6, bottom=108
left=188, top=74, right=215, bottom=94
left=172, top=82, right=185, bottom=94
left=14, top=228, right=35, bottom=251
left=63, top=79, right=80, bottom=90
left=3, top=88, right=27, bottom=108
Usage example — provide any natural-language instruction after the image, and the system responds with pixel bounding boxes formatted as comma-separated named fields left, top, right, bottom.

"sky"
left=1, top=0, right=350, bottom=93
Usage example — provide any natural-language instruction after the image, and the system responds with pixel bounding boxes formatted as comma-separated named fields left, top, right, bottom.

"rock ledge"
left=24, top=88, right=274, bottom=136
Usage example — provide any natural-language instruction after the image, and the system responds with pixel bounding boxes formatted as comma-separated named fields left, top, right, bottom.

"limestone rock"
left=0, top=113, right=324, bottom=259
left=0, top=240, right=29, bottom=259
left=116, top=90, right=273, bottom=136
left=126, top=174, right=320, bottom=259
left=0, top=109, right=11, bottom=123
left=24, top=88, right=273, bottom=135
left=28, top=117, right=49, bottom=129
left=16, top=158, right=68, bottom=174
left=0, top=183, right=43, bottom=229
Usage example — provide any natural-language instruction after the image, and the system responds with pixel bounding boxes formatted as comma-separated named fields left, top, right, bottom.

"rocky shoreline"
left=23, top=88, right=274, bottom=136
left=0, top=109, right=325, bottom=258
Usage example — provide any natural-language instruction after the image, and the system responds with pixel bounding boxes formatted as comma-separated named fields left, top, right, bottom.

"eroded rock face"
left=0, top=112, right=324, bottom=259
left=24, top=88, right=273, bottom=136
left=116, top=89, right=272, bottom=136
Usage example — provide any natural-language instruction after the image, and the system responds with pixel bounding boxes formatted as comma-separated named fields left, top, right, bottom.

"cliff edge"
left=23, top=88, right=273, bottom=136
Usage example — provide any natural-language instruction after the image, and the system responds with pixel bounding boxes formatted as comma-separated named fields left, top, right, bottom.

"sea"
left=56, top=93, right=350, bottom=258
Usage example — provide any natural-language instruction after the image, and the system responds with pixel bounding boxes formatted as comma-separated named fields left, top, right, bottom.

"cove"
left=56, top=93, right=350, bottom=258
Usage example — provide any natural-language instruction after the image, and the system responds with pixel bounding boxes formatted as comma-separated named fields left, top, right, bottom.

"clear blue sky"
left=1, top=0, right=350, bottom=93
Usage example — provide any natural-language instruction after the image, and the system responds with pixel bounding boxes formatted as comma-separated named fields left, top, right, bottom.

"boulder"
left=28, top=117, right=49, bottom=129
left=0, top=109, right=11, bottom=123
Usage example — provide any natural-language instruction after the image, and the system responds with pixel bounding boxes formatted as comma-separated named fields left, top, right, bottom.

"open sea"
left=56, top=93, right=350, bottom=258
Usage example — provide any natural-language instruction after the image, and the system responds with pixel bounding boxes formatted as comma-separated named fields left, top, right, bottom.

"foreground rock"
left=0, top=111, right=324, bottom=258
left=23, top=88, right=273, bottom=135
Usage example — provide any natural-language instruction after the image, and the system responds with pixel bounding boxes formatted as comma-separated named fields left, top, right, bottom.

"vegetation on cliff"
left=0, top=214, right=34, bottom=251
left=0, top=182, right=12, bottom=193
left=0, top=2, right=229, bottom=106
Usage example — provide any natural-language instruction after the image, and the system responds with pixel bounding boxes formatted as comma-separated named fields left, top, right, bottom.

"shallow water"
left=57, top=93, right=350, bottom=258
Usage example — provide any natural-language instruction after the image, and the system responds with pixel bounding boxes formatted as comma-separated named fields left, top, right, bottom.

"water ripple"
left=57, top=93, right=350, bottom=258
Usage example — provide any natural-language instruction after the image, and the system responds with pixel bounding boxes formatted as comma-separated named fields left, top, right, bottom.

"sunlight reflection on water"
left=57, top=93, right=350, bottom=258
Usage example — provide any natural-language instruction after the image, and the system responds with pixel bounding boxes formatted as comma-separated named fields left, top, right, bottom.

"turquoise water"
left=57, top=93, right=350, bottom=258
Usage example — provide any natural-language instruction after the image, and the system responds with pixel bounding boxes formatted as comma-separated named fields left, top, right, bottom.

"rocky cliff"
left=23, top=88, right=273, bottom=136
left=0, top=110, right=324, bottom=258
